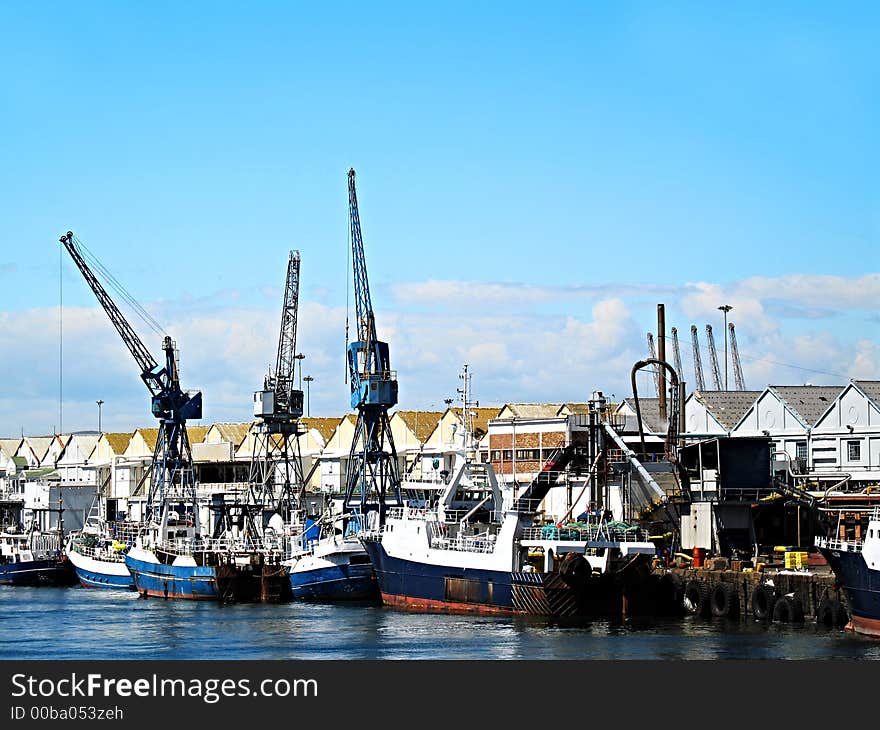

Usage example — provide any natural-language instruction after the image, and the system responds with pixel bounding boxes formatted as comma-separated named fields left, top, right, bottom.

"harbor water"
left=2, top=586, right=879, bottom=660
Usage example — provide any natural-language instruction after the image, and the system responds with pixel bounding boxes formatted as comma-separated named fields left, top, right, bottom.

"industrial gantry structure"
left=248, top=250, right=306, bottom=532
left=59, top=232, right=202, bottom=532
left=343, top=168, right=402, bottom=521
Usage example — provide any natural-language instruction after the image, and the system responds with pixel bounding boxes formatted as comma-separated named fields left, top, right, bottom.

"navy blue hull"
left=0, top=559, right=77, bottom=587
left=290, top=563, right=378, bottom=601
left=820, top=545, right=880, bottom=634
left=362, top=537, right=547, bottom=615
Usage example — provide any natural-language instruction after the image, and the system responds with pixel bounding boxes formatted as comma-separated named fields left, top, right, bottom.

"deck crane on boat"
left=59, top=231, right=202, bottom=533
left=705, top=324, right=723, bottom=390
left=690, top=325, right=706, bottom=391
left=728, top=322, right=746, bottom=391
left=344, top=168, right=402, bottom=522
left=240, top=250, right=307, bottom=538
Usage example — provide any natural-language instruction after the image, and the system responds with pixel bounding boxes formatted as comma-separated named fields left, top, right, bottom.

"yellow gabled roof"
left=187, top=425, right=209, bottom=444
left=211, top=422, right=251, bottom=446
left=451, top=406, right=502, bottom=438
left=395, top=411, right=445, bottom=443
left=300, top=417, right=342, bottom=443
left=103, top=432, right=134, bottom=455
left=135, top=428, right=160, bottom=452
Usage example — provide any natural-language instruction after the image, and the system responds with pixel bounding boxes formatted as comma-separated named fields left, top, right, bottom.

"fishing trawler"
left=0, top=499, right=76, bottom=587
left=360, top=368, right=657, bottom=616
left=65, top=493, right=136, bottom=590
left=284, top=510, right=378, bottom=600
left=817, top=507, right=880, bottom=636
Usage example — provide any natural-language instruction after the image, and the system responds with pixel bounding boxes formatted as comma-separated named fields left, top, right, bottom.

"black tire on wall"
left=710, top=582, right=739, bottom=618
left=772, top=595, right=805, bottom=624
left=684, top=579, right=710, bottom=617
left=751, top=584, right=776, bottom=621
left=816, top=597, right=848, bottom=628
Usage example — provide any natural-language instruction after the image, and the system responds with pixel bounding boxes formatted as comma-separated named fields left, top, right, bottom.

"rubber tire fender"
left=710, top=582, right=739, bottom=618
left=772, top=595, right=805, bottom=624
left=751, top=584, right=776, bottom=621
left=816, top=597, right=848, bottom=628
left=684, top=579, right=710, bottom=617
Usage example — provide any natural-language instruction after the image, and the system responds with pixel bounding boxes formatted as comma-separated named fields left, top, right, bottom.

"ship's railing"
left=429, top=531, right=497, bottom=554
left=68, top=542, right=127, bottom=562
left=154, top=536, right=288, bottom=556
left=30, top=534, right=62, bottom=553
left=815, top=536, right=861, bottom=553
left=519, top=524, right=648, bottom=543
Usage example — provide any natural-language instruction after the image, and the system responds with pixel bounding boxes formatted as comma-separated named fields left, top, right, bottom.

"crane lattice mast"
left=728, top=322, right=746, bottom=391
left=344, top=169, right=402, bottom=519
left=646, top=333, right=660, bottom=396
left=670, top=327, right=684, bottom=386
left=705, top=324, right=723, bottom=390
left=690, top=325, right=706, bottom=391
left=246, top=251, right=306, bottom=535
left=59, top=232, right=202, bottom=531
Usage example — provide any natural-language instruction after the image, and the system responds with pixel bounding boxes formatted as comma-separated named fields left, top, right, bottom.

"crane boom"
left=690, top=325, right=706, bottom=391
left=646, top=333, right=660, bottom=396
left=671, top=327, right=684, bottom=386
left=344, top=169, right=401, bottom=515
left=705, top=324, right=722, bottom=390
left=59, top=232, right=160, bottom=395
left=60, top=231, right=202, bottom=530
left=729, top=322, right=746, bottom=391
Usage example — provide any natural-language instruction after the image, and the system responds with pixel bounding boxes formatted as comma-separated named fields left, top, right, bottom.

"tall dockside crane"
left=690, top=325, right=706, bottom=391
left=646, top=333, right=660, bottom=396
left=249, top=250, right=306, bottom=528
left=344, top=169, right=402, bottom=518
left=728, top=322, right=746, bottom=391
left=670, top=327, right=684, bottom=386
left=705, top=324, right=723, bottom=390
left=59, top=232, right=202, bottom=531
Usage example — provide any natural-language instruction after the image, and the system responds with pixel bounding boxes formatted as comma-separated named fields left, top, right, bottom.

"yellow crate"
left=785, top=551, right=808, bottom=569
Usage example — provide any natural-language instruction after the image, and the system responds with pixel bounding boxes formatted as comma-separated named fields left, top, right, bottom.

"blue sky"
left=0, top=3, right=877, bottom=434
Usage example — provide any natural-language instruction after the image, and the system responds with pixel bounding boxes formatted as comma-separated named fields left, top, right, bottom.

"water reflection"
left=0, top=586, right=875, bottom=660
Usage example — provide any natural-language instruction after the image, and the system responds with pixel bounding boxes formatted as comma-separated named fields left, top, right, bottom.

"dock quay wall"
left=652, top=567, right=847, bottom=623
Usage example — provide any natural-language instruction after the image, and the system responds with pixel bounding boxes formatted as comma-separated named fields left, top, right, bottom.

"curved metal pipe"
left=631, top=358, right=680, bottom=460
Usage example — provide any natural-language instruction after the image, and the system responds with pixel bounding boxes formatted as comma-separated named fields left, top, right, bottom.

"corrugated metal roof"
left=211, top=423, right=251, bottom=446
left=0, top=439, right=22, bottom=458
left=558, top=403, right=591, bottom=415
left=24, top=436, right=54, bottom=462
left=395, top=411, right=445, bottom=443
left=693, top=390, right=762, bottom=430
left=770, top=385, right=844, bottom=426
left=499, top=403, right=564, bottom=419
left=854, top=380, right=880, bottom=406
left=300, top=417, right=344, bottom=443
left=622, top=398, right=667, bottom=433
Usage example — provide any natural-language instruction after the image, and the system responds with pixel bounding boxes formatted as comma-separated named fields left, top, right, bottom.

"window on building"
left=795, top=441, right=807, bottom=461
left=848, top=440, right=861, bottom=461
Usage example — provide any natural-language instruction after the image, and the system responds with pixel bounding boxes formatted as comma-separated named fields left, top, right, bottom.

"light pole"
left=718, top=305, right=732, bottom=391
left=303, top=375, right=313, bottom=417
left=96, top=399, right=104, bottom=434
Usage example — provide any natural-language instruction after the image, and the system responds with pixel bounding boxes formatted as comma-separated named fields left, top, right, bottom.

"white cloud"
left=2, top=271, right=878, bottom=436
